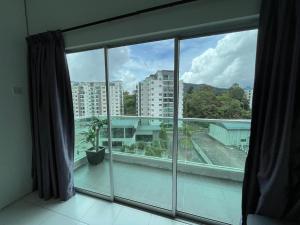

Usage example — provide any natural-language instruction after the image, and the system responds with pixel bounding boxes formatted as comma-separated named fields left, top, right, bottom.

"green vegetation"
left=159, top=123, right=168, bottom=149
left=184, top=83, right=251, bottom=119
left=127, top=144, right=136, bottom=153
left=137, top=142, right=146, bottom=150
left=123, top=83, right=250, bottom=119
left=123, top=91, right=136, bottom=115
left=120, top=140, right=165, bottom=157
left=145, top=140, right=165, bottom=157
left=121, top=144, right=136, bottom=154
left=120, top=145, right=126, bottom=152
left=179, top=123, right=193, bottom=155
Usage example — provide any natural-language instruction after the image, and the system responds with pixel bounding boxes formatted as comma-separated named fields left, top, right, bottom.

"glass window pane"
left=67, top=49, right=111, bottom=197
left=112, top=128, right=124, bottom=138
left=108, top=39, right=175, bottom=210
left=177, top=30, right=258, bottom=224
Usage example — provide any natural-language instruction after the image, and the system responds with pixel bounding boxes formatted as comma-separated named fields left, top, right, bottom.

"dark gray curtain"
left=242, top=0, right=300, bottom=224
left=27, top=31, right=75, bottom=200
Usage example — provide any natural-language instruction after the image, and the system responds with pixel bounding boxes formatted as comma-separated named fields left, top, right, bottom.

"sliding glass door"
left=67, top=28, right=258, bottom=224
left=177, top=30, right=258, bottom=224
left=108, top=40, right=175, bottom=210
left=67, top=49, right=112, bottom=197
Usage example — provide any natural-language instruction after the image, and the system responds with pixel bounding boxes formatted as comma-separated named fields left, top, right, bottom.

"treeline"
left=183, top=83, right=251, bottom=119
left=123, top=91, right=136, bottom=115
left=123, top=83, right=252, bottom=119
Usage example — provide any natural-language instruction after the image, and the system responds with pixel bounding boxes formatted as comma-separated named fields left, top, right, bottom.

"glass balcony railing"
left=74, top=115, right=250, bottom=172
left=74, top=115, right=250, bottom=224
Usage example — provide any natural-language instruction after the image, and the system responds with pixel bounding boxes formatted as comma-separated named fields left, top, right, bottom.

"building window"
left=112, top=128, right=124, bottom=138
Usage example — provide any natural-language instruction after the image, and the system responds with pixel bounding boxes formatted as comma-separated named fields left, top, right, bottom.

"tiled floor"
left=75, top=161, right=243, bottom=225
left=0, top=192, right=197, bottom=225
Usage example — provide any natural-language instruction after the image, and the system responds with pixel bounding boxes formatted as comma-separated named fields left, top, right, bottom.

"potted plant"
left=83, top=118, right=107, bottom=165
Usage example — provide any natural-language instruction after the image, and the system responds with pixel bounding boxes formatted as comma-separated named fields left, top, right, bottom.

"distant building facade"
left=136, top=70, right=183, bottom=118
left=244, top=88, right=253, bottom=109
left=72, top=81, right=123, bottom=118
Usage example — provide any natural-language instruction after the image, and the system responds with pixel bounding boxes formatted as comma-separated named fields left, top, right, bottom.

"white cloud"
left=67, top=40, right=175, bottom=92
left=181, top=30, right=258, bottom=88
left=67, top=49, right=105, bottom=82
left=67, top=47, right=139, bottom=91
left=108, top=47, right=131, bottom=79
left=108, top=47, right=141, bottom=91
left=108, top=44, right=173, bottom=92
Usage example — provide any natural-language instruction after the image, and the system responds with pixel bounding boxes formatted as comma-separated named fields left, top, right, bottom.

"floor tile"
left=0, top=194, right=203, bottom=225
left=0, top=201, right=53, bottom=225
left=81, top=199, right=123, bottom=225
left=75, top=160, right=243, bottom=224
left=40, top=213, right=88, bottom=225
left=149, top=214, right=188, bottom=225
left=22, top=192, right=49, bottom=207
left=43, top=193, right=96, bottom=220
left=113, top=206, right=152, bottom=225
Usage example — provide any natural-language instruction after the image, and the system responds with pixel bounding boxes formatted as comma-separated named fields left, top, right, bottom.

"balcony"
left=74, top=116, right=250, bottom=225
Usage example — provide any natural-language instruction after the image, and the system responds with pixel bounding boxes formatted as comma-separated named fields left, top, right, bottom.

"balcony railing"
left=74, top=115, right=250, bottom=180
left=73, top=115, right=250, bottom=224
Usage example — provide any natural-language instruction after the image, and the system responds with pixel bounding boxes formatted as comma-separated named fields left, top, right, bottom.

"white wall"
left=25, top=0, right=261, bottom=49
left=0, top=0, right=32, bottom=209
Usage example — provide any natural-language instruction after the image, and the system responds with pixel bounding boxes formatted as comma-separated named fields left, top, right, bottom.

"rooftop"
left=112, top=119, right=139, bottom=128
left=218, top=122, right=251, bottom=130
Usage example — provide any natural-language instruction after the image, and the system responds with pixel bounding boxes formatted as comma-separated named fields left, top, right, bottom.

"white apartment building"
left=244, top=88, right=254, bottom=109
left=136, top=70, right=183, bottom=118
left=72, top=81, right=123, bottom=118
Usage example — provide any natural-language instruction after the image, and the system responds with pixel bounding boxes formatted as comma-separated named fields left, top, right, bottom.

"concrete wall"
left=0, top=0, right=32, bottom=210
left=25, top=0, right=261, bottom=49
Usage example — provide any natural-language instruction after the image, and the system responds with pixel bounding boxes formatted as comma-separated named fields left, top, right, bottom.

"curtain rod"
left=61, top=0, right=199, bottom=33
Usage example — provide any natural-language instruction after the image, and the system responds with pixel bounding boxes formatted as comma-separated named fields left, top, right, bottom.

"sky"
left=67, top=29, right=258, bottom=92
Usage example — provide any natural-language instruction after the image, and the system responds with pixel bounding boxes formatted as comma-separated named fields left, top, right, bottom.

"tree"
left=184, top=87, right=220, bottom=118
left=123, top=91, right=136, bottom=115
left=183, top=84, right=251, bottom=119
left=187, top=86, right=194, bottom=94
left=159, top=123, right=168, bottom=139
left=121, top=145, right=127, bottom=152
left=180, top=123, right=193, bottom=160
left=137, top=142, right=146, bottom=150
left=145, top=143, right=165, bottom=157
left=217, top=93, right=245, bottom=118
left=228, top=83, right=244, bottom=100
left=82, top=118, right=107, bottom=151
left=127, top=143, right=136, bottom=153
left=159, top=122, right=168, bottom=149
left=228, top=83, right=250, bottom=110
left=182, top=123, right=192, bottom=138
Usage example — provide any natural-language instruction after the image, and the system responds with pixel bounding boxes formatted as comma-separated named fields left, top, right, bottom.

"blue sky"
left=67, top=29, right=257, bottom=92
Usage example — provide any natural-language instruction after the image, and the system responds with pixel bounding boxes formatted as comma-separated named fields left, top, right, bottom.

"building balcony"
left=74, top=116, right=250, bottom=225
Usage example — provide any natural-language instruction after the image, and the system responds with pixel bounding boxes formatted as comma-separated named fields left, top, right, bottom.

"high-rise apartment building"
left=72, top=81, right=123, bottom=118
left=244, top=88, right=253, bottom=109
left=136, top=70, right=183, bottom=118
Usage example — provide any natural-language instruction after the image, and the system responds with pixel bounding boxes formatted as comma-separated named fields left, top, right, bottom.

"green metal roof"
left=135, top=124, right=161, bottom=135
left=111, top=119, right=138, bottom=128
left=137, top=124, right=161, bottom=131
left=218, top=122, right=251, bottom=130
